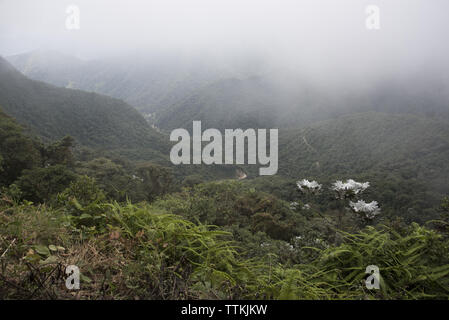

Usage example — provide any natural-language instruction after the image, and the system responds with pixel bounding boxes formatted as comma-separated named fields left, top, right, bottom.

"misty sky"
left=1, top=0, right=449, bottom=82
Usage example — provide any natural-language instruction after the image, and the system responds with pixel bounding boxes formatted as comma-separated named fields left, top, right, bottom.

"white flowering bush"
left=331, top=179, right=369, bottom=199
left=296, top=179, right=322, bottom=194
left=294, top=178, right=380, bottom=225
left=302, top=204, right=311, bottom=210
left=289, top=201, right=299, bottom=210
left=349, top=200, right=381, bottom=220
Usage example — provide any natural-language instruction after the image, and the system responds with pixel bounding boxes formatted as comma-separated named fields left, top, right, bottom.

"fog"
left=1, top=0, right=449, bottom=87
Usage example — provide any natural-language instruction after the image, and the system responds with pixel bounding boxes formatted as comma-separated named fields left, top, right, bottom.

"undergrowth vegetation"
left=1, top=180, right=448, bottom=300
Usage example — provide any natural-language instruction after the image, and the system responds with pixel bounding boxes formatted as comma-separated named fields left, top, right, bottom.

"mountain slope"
left=155, top=74, right=449, bottom=131
left=240, top=112, right=449, bottom=223
left=277, top=112, right=449, bottom=183
left=9, top=51, right=449, bottom=133
left=0, top=56, right=168, bottom=158
left=7, top=51, right=239, bottom=114
left=156, top=77, right=286, bottom=130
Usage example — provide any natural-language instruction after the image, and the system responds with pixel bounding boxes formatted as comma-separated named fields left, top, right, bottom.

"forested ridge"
left=7, top=50, right=236, bottom=115
left=0, top=56, right=168, bottom=155
left=8, top=51, right=449, bottom=131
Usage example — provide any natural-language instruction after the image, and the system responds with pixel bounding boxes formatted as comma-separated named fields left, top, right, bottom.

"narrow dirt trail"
left=302, top=135, right=317, bottom=153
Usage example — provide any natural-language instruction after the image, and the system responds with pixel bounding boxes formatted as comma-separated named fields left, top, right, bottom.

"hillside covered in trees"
left=8, top=51, right=449, bottom=131
left=0, top=56, right=168, bottom=157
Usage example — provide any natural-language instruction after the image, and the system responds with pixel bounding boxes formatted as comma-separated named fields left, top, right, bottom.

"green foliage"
left=155, top=181, right=305, bottom=242
left=0, top=184, right=23, bottom=205
left=0, top=107, right=41, bottom=187
left=110, top=202, right=255, bottom=299
left=58, top=175, right=106, bottom=207
left=182, top=174, right=205, bottom=188
left=134, top=162, right=174, bottom=201
left=296, top=225, right=449, bottom=299
left=74, top=158, right=175, bottom=202
left=41, top=135, right=75, bottom=167
left=1, top=199, right=448, bottom=299
left=55, top=175, right=109, bottom=232
left=14, top=165, right=77, bottom=203
left=74, top=157, right=133, bottom=201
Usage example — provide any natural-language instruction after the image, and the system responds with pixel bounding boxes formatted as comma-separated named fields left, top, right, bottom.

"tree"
left=0, top=108, right=41, bottom=187
left=135, top=163, right=174, bottom=202
left=41, top=135, right=75, bottom=167
left=58, top=175, right=106, bottom=207
left=15, top=165, right=76, bottom=203
left=75, top=157, right=135, bottom=201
